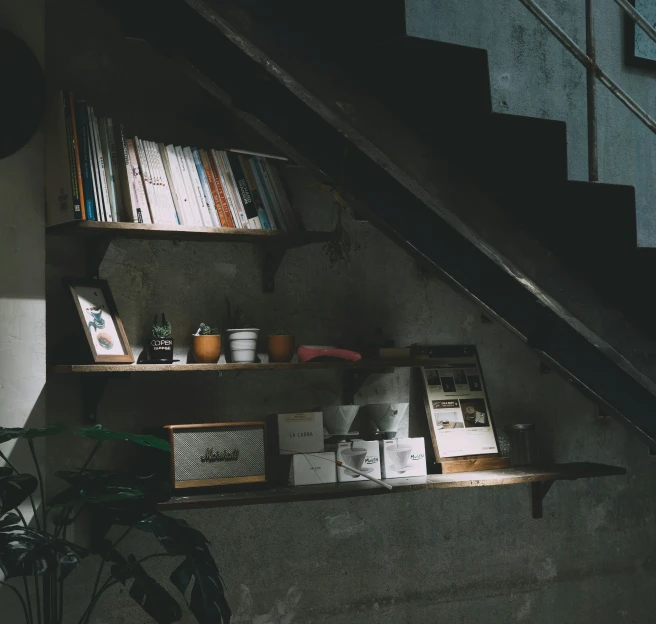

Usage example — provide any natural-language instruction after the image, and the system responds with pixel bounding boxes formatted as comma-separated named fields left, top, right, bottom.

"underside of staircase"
left=106, top=0, right=656, bottom=450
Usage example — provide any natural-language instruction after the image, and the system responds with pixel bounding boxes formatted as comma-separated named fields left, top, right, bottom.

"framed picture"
left=625, top=1, right=656, bottom=68
left=67, top=279, right=133, bottom=363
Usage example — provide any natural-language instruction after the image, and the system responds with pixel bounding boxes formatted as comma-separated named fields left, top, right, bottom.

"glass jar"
left=506, top=423, right=537, bottom=467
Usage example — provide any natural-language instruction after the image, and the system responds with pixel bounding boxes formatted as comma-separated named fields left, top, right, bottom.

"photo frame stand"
left=419, top=346, right=510, bottom=474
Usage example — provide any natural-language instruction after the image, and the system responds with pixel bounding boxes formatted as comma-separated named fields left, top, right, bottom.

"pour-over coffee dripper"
left=362, top=403, right=409, bottom=439
left=387, top=444, right=413, bottom=473
left=321, top=405, right=360, bottom=438
left=340, top=446, right=368, bottom=477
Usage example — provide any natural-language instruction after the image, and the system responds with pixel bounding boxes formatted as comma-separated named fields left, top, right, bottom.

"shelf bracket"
left=531, top=480, right=555, bottom=519
left=80, top=373, right=129, bottom=423
left=261, top=245, right=287, bottom=293
left=85, top=237, right=112, bottom=278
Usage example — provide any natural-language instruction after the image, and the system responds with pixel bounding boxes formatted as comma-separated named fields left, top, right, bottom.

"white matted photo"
left=68, top=279, right=133, bottom=363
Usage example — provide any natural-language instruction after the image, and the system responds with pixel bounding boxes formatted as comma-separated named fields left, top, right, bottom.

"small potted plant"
left=268, top=330, right=295, bottom=363
left=225, top=299, right=259, bottom=363
left=193, top=323, right=221, bottom=363
left=147, top=313, right=173, bottom=362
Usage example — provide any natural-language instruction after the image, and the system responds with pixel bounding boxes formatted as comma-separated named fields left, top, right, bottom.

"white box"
left=336, top=440, right=381, bottom=482
left=278, top=412, right=324, bottom=455
left=289, top=452, right=337, bottom=486
left=380, top=438, right=427, bottom=479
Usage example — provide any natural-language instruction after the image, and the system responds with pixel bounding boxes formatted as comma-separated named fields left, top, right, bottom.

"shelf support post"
left=80, top=373, right=129, bottom=423
left=531, top=480, right=555, bottom=519
left=261, top=245, right=287, bottom=293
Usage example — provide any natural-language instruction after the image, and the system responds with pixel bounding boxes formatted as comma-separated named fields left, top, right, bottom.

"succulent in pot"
left=146, top=313, right=174, bottom=362
left=268, top=329, right=295, bottom=363
left=225, top=299, right=259, bottom=363
left=193, top=323, right=222, bottom=363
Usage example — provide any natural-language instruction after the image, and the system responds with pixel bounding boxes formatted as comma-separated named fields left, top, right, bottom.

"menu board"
left=421, top=360, right=498, bottom=459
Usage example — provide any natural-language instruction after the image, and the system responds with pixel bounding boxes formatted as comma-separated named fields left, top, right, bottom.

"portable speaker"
left=165, top=422, right=267, bottom=489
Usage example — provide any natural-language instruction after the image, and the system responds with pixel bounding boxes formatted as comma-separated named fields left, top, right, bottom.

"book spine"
left=144, top=140, right=164, bottom=223
left=265, top=160, right=299, bottom=231
left=191, top=147, right=219, bottom=227
left=86, top=108, right=105, bottom=221
left=135, top=137, right=158, bottom=223
left=106, top=118, right=125, bottom=221
left=226, top=151, right=259, bottom=227
left=209, top=150, right=235, bottom=228
left=115, top=124, right=139, bottom=222
left=126, top=139, right=150, bottom=223
left=62, top=92, right=82, bottom=219
left=176, top=146, right=203, bottom=226
left=200, top=149, right=227, bottom=227
left=184, top=146, right=211, bottom=226
left=74, top=102, right=96, bottom=220
left=98, top=118, right=118, bottom=221
left=214, top=150, right=243, bottom=228
left=251, top=157, right=280, bottom=230
left=160, top=143, right=185, bottom=225
left=240, top=154, right=271, bottom=229
left=166, top=145, right=193, bottom=226
left=89, top=108, right=112, bottom=221
left=220, top=151, right=249, bottom=228
left=149, top=141, right=177, bottom=224
left=68, top=95, right=86, bottom=219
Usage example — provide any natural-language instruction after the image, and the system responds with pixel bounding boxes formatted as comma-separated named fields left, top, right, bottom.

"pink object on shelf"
left=297, top=345, right=362, bottom=363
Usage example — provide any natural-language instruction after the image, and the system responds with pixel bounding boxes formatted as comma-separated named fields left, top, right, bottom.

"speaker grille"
left=172, top=425, right=265, bottom=483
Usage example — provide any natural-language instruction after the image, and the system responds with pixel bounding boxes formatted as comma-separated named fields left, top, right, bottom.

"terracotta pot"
left=268, top=334, right=295, bottom=363
left=192, top=334, right=222, bottom=363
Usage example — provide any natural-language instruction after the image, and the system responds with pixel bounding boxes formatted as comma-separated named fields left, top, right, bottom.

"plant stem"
left=80, top=441, right=102, bottom=473
left=16, top=507, right=29, bottom=528
left=34, top=567, right=42, bottom=624
left=0, top=449, right=41, bottom=531
left=27, top=440, right=47, bottom=531
left=0, top=579, right=32, bottom=624
left=21, top=575, right=34, bottom=624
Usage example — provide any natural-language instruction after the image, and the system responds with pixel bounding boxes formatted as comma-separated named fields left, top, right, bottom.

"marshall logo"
left=200, top=448, right=239, bottom=463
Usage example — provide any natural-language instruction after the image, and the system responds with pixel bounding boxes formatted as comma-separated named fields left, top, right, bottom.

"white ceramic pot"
left=321, top=405, right=360, bottom=435
left=364, top=403, right=409, bottom=434
left=227, top=328, right=260, bottom=363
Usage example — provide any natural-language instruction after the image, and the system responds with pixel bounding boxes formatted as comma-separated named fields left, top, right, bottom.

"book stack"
left=46, top=91, right=301, bottom=231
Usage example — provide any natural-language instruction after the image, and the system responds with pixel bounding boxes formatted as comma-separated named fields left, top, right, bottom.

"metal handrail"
left=518, top=0, right=656, bottom=182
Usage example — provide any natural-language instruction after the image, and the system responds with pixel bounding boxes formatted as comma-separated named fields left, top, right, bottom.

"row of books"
left=46, top=91, right=302, bottom=231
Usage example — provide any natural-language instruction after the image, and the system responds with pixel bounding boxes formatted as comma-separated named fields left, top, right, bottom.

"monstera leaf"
left=138, top=514, right=231, bottom=624
left=74, top=425, right=171, bottom=452
left=0, top=473, right=38, bottom=515
left=0, top=423, right=66, bottom=444
left=0, top=520, right=86, bottom=580
left=0, top=466, right=13, bottom=477
left=105, top=546, right=182, bottom=624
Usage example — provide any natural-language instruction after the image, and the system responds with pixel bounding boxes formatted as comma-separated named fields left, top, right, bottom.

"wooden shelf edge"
left=46, top=221, right=334, bottom=246
left=157, top=463, right=626, bottom=510
left=50, top=359, right=445, bottom=374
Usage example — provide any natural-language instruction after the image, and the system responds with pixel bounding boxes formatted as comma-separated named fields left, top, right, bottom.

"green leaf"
left=80, top=486, right=144, bottom=504
left=0, top=512, right=21, bottom=529
left=109, top=552, right=182, bottom=623
left=74, top=425, right=171, bottom=452
left=0, top=474, right=38, bottom=516
left=0, top=424, right=67, bottom=444
left=0, top=466, right=13, bottom=477
left=0, top=524, right=86, bottom=580
left=138, top=514, right=231, bottom=624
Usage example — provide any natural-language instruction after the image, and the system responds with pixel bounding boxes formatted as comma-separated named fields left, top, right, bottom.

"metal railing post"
left=586, top=0, right=598, bottom=182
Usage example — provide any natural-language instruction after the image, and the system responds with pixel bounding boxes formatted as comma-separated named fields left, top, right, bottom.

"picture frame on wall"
left=625, top=1, right=656, bottom=68
left=67, top=278, right=133, bottom=363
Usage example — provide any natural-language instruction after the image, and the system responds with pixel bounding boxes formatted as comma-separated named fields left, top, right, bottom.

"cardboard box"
left=277, top=412, right=324, bottom=455
left=336, top=440, right=381, bottom=482
left=381, top=438, right=427, bottom=479
left=289, top=452, right=337, bottom=486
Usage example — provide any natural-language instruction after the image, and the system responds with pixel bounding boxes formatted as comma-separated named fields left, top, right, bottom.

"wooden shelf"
left=50, top=359, right=441, bottom=374
left=46, top=221, right=335, bottom=247
left=157, top=463, right=626, bottom=515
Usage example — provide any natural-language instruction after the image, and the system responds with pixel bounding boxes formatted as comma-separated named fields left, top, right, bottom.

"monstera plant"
left=0, top=424, right=231, bottom=624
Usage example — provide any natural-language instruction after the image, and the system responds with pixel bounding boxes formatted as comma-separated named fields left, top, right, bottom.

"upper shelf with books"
left=46, top=221, right=336, bottom=247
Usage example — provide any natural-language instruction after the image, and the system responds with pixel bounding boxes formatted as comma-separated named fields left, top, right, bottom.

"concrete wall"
left=406, top=0, right=656, bottom=247
left=0, top=0, right=45, bottom=621
left=45, top=170, right=656, bottom=623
